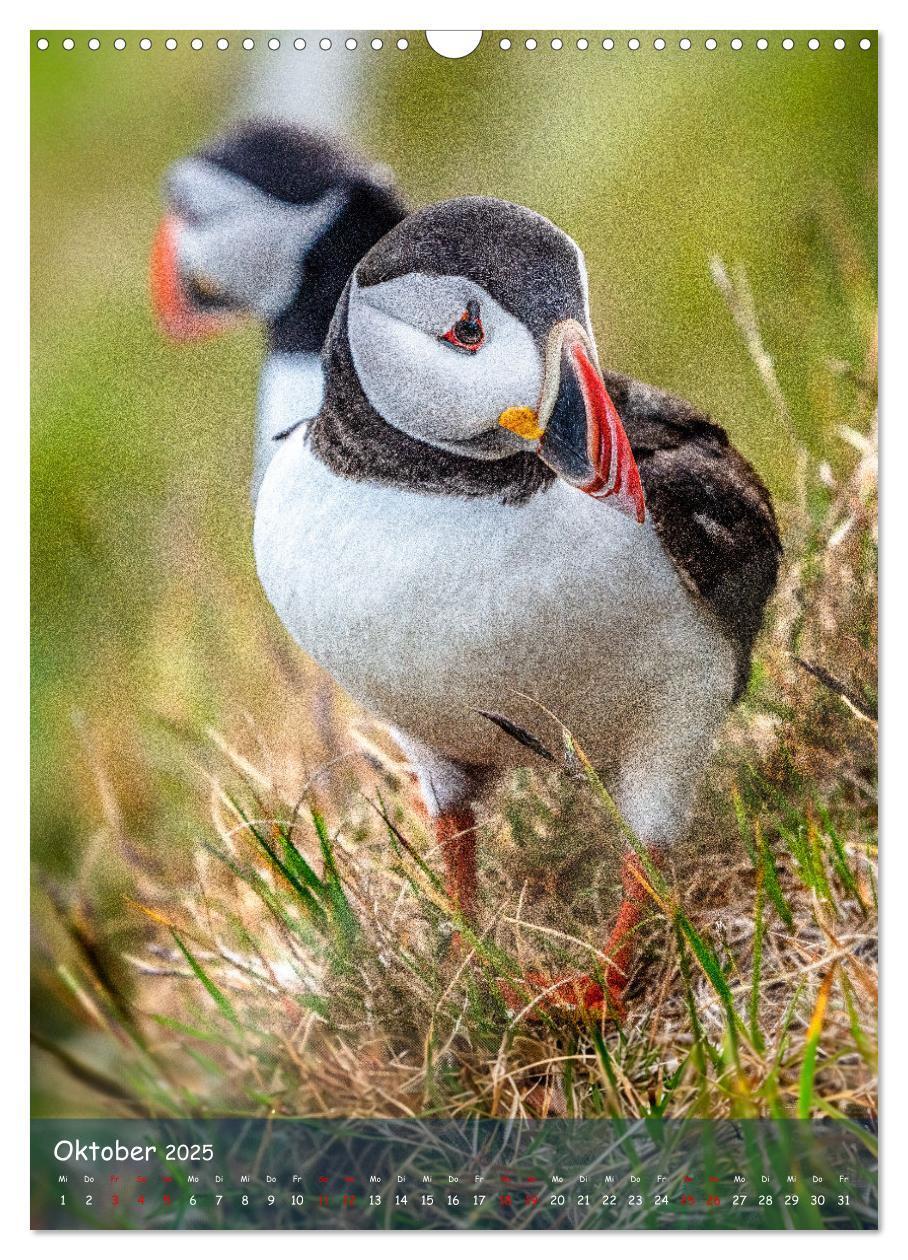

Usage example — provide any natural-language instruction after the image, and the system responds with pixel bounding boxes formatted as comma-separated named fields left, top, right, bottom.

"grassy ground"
left=31, top=262, right=877, bottom=1127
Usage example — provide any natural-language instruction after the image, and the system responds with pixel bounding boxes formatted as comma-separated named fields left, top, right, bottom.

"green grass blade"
left=797, top=967, right=835, bottom=1118
left=226, top=794, right=330, bottom=930
left=674, top=910, right=744, bottom=1039
left=749, top=866, right=767, bottom=1053
left=171, top=930, right=239, bottom=1026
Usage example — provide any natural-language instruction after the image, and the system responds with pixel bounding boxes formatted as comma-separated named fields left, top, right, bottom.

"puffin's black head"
left=334, top=196, right=645, bottom=520
left=150, top=120, right=408, bottom=352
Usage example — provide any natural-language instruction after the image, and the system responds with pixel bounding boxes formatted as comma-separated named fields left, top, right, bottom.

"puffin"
left=149, top=120, right=408, bottom=500
left=253, top=196, right=782, bottom=1015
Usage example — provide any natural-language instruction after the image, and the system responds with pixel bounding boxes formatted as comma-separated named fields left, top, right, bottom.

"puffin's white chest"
left=251, top=352, right=324, bottom=503
left=254, top=431, right=736, bottom=775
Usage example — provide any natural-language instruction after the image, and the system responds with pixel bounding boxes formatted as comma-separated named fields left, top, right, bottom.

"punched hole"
left=426, top=31, right=482, bottom=57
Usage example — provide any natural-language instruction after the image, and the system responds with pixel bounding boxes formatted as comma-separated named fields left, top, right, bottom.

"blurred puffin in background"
left=255, top=196, right=781, bottom=1015
left=150, top=120, right=408, bottom=499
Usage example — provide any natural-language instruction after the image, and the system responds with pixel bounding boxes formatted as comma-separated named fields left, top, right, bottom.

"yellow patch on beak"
left=498, top=406, right=544, bottom=442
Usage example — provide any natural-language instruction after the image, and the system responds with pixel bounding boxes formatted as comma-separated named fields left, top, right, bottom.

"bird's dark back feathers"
left=603, top=371, right=782, bottom=699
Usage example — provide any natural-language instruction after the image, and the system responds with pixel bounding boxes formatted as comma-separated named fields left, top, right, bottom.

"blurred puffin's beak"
left=498, top=319, right=646, bottom=523
left=149, top=216, right=237, bottom=342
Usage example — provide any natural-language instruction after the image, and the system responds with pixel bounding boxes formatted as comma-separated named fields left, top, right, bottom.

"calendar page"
left=30, top=28, right=878, bottom=1230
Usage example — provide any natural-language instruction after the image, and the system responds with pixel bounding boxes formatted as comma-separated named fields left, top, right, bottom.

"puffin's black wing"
left=605, top=372, right=783, bottom=700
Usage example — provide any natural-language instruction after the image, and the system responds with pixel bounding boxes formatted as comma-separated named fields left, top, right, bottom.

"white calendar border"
left=9, top=0, right=890, bottom=35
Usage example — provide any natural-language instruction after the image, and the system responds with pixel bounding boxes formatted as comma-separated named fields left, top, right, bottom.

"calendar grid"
left=32, top=1118, right=878, bottom=1229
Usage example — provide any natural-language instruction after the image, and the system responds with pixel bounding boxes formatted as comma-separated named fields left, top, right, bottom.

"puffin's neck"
left=307, top=296, right=555, bottom=506
left=268, top=183, right=409, bottom=356
left=266, top=299, right=325, bottom=355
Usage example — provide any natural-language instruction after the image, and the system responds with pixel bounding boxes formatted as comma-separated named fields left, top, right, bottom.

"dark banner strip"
left=32, top=1117, right=877, bottom=1229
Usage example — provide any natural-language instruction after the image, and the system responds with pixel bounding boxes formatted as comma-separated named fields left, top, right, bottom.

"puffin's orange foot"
left=498, top=971, right=626, bottom=1021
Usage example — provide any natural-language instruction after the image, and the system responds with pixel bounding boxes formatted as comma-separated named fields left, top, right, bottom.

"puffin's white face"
left=151, top=159, right=346, bottom=336
left=347, top=273, right=544, bottom=459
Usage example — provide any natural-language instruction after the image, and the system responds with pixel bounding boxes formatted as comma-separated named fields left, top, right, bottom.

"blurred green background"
left=31, top=30, right=876, bottom=884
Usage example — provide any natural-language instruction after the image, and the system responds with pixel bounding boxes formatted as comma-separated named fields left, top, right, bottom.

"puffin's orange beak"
left=149, top=216, right=235, bottom=342
left=499, top=321, right=646, bottom=523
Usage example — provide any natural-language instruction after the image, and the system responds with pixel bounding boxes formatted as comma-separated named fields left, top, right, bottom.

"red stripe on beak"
left=571, top=342, right=646, bottom=523
left=149, top=216, right=232, bottom=342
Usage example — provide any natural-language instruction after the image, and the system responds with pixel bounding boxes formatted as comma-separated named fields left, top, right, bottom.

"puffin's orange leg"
left=501, top=850, right=663, bottom=1019
left=435, top=808, right=478, bottom=920
left=601, top=851, right=658, bottom=1006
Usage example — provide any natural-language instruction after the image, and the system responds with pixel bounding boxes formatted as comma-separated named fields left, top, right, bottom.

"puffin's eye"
left=440, top=300, right=484, bottom=353
left=187, top=273, right=229, bottom=310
